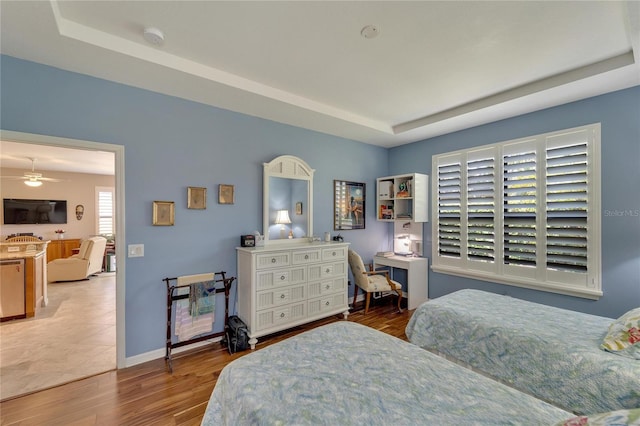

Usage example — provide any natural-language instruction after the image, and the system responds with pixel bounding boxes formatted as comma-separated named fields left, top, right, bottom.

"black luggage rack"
left=163, top=271, right=235, bottom=373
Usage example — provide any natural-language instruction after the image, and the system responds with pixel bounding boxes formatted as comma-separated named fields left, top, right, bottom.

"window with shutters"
left=96, top=187, right=115, bottom=236
left=432, top=124, right=601, bottom=299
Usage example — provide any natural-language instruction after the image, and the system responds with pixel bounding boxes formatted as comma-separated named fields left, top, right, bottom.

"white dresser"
left=237, top=241, right=350, bottom=349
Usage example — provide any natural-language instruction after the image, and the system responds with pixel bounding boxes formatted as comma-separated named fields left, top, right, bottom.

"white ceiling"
left=1, top=1, right=639, bottom=172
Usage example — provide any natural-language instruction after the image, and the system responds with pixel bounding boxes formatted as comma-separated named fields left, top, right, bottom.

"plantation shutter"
left=437, top=158, right=462, bottom=259
left=545, top=139, right=588, bottom=273
left=466, top=153, right=495, bottom=263
left=502, top=146, right=537, bottom=268
left=98, top=189, right=114, bottom=235
left=432, top=124, right=599, bottom=299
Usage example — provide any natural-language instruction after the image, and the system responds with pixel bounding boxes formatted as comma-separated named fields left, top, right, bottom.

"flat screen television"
left=3, top=199, right=68, bottom=225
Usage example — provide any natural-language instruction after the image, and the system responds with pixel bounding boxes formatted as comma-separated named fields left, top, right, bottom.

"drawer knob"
left=325, top=301, right=330, bottom=306
left=304, top=254, right=309, bottom=259
left=332, top=251, right=336, bottom=256
left=280, top=294, right=286, bottom=299
left=325, top=268, right=330, bottom=274
left=271, top=258, right=276, bottom=263
left=280, top=312, right=285, bottom=318
left=326, top=285, right=330, bottom=290
left=280, top=275, right=286, bottom=280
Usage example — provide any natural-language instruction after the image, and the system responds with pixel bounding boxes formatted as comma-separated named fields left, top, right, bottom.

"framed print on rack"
left=153, top=201, right=175, bottom=226
left=218, top=184, right=235, bottom=205
left=187, top=187, right=207, bottom=209
left=333, top=180, right=365, bottom=230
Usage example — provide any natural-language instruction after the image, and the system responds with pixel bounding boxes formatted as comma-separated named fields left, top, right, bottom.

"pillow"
left=556, top=408, right=640, bottom=426
left=600, top=307, right=640, bottom=360
left=555, top=408, right=640, bottom=426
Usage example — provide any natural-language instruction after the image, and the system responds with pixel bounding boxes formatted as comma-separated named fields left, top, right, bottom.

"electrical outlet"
left=128, top=244, right=144, bottom=258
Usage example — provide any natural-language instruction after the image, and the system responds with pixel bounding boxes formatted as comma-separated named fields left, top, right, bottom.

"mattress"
left=202, top=321, right=572, bottom=425
left=405, top=289, right=640, bottom=414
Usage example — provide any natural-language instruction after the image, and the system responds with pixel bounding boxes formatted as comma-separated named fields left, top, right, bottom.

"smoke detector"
left=143, top=27, right=165, bottom=46
left=360, top=25, right=379, bottom=39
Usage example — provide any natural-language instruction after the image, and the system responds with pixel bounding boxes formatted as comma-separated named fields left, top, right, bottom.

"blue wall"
left=0, top=55, right=389, bottom=357
left=2, top=55, right=638, bottom=358
left=389, top=86, right=640, bottom=318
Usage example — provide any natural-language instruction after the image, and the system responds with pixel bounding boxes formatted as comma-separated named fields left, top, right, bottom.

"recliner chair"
left=47, top=236, right=107, bottom=282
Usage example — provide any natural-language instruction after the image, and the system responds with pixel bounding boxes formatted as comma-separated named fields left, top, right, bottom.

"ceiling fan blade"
left=39, top=177, right=63, bottom=182
left=0, top=175, right=29, bottom=180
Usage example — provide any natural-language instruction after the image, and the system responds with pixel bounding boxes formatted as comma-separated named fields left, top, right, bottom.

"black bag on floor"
left=225, top=315, right=249, bottom=354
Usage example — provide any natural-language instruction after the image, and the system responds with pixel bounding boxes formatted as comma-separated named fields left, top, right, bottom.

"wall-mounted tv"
left=3, top=199, right=68, bottom=225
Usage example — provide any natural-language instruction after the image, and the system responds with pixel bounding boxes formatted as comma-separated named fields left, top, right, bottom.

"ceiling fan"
left=1, top=157, right=62, bottom=187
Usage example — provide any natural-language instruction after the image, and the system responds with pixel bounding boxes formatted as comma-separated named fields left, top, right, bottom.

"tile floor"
left=0, top=272, right=116, bottom=401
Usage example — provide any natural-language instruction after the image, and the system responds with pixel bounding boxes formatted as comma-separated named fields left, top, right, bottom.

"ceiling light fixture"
left=24, top=179, right=43, bottom=187
left=143, top=27, right=165, bottom=46
left=360, top=25, right=379, bottom=39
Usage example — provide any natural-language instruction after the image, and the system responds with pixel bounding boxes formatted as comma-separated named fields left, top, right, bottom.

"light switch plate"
left=128, top=244, right=144, bottom=257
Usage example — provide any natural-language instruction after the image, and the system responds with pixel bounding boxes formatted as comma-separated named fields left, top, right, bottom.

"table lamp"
left=275, top=209, right=292, bottom=239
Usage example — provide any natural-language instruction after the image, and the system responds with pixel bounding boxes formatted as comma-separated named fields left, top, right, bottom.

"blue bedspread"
left=405, top=289, right=640, bottom=414
left=202, top=321, right=572, bottom=425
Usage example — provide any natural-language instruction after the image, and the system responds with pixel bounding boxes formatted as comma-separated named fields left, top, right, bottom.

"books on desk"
left=376, top=251, right=394, bottom=258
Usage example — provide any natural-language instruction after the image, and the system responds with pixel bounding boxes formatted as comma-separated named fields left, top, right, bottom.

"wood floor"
left=0, top=298, right=412, bottom=425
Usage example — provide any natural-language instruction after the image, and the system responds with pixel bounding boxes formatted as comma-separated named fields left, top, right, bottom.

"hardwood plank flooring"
left=1, top=298, right=413, bottom=425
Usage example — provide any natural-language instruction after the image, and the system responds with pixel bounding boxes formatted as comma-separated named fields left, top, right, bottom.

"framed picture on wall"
left=218, top=184, right=235, bottom=205
left=187, top=187, right=207, bottom=209
left=153, top=201, right=175, bottom=226
left=333, top=180, right=365, bottom=230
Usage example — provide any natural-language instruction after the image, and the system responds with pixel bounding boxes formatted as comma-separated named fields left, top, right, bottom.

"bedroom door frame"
left=1, top=129, right=126, bottom=368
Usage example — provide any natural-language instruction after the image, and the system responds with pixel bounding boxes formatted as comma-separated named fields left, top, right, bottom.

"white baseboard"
left=124, top=336, right=223, bottom=368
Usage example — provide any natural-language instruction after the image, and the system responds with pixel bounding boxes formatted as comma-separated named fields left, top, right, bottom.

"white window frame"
left=432, top=123, right=601, bottom=299
left=96, top=186, right=115, bottom=236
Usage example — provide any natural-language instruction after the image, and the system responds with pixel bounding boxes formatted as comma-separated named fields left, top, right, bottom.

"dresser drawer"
left=256, top=266, right=305, bottom=291
left=256, top=284, right=306, bottom=310
left=308, top=261, right=346, bottom=280
left=322, top=246, right=346, bottom=261
left=308, top=277, right=347, bottom=298
left=256, top=252, right=290, bottom=269
left=308, top=292, right=346, bottom=316
left=255, top=302, right=306, bottom=331
left=291, top=249, right=321, bottom=265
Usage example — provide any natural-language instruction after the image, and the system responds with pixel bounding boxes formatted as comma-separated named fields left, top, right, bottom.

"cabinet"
left=377, top=173, right=428, bottom=222
left=47, top=238, right=81, bottom=262
left=237, top=242, right=350, bottom=349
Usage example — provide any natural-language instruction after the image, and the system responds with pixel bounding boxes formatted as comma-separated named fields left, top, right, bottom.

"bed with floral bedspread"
left=405, top=289, right=640, bottom=415
left=202, top=321, right=573, bottom=425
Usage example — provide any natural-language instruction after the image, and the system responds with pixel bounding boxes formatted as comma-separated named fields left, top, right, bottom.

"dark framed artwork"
left=333, top=180, right=365, bottom=230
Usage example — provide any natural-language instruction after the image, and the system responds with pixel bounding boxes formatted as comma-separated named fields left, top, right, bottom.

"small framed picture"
left=187, top=187, right=207, bottom=209
left=153, top=201, right=175, bottom=226
left=219, top=184, right=235, bottom=205
left=295, top=201, right=303, bottom=215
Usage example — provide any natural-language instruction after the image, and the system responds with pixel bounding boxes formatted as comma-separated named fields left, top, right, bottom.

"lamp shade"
left=275, top=209, right=291, bottom=224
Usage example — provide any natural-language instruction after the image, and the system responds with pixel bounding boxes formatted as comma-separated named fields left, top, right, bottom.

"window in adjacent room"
left=96, top=187, right=115, bottom=236
left=432, top=123, right=601, bottom=299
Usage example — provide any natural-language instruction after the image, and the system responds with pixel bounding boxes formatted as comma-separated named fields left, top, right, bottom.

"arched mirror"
left=263, top=155, right=314, bottom=244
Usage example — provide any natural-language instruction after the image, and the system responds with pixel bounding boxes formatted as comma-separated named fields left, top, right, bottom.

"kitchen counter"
left=0, top=242, right=48, bottom=321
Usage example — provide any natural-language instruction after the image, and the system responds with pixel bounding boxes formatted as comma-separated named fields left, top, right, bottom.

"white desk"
left=373, top=255, right=428, bottom=310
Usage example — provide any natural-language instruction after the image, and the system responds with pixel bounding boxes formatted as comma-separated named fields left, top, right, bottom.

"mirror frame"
left=263, top=155, right=314, bottom=244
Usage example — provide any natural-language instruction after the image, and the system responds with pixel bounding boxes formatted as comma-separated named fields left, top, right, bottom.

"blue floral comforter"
left=405, top=289, right=640, bottom=414
left=202, top=321, right=571, bottom=425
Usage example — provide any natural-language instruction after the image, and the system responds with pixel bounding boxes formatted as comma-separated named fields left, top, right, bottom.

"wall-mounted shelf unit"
left=376, top=173, right=428, bottom=222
